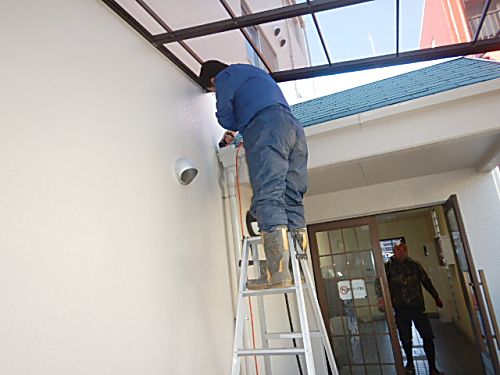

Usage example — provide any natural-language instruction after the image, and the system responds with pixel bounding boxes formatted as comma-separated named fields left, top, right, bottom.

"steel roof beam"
left=271, top=38, right=500, bottom=82
left=153, top=0, right=373, bottom=45
left=101, top=0, right=201, bottom=84
left=218, top=0, right=273, bottom=72
left=135, top=0, right=203, bottom=64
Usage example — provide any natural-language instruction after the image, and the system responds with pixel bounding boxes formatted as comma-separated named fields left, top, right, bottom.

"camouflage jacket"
left=385, top=256, right=439, bottom=310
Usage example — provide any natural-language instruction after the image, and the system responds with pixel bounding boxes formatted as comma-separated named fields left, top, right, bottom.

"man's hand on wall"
left=218, top=131, right=237, bottom=148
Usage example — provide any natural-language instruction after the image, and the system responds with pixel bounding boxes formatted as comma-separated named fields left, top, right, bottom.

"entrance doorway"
left=308, top=195, right=499, bottom=375
left=308, top=217, right=404, bottom=375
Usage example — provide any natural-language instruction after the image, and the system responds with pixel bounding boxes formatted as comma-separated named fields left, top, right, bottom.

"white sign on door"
left=337, top=280, right=352, bottom=300
left=337, top=279, right=367, bottom=300
left=351, top=279, right=367, bottom=299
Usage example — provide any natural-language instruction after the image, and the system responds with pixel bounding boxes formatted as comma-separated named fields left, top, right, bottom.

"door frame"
left=443, top=194, right=500, bottom=374
left=308, top=197, right=500, bottom=374
left=308, top=216, right=405, bottom=375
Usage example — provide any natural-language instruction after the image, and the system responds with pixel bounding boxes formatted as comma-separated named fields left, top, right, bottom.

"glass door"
left=443, top=195, right=500, bottom=375
left=309, top=217, right=404, bottom=375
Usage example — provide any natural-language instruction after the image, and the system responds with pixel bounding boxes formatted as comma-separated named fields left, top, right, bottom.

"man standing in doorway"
left=199, top=61, right=308, bottom=289
left=385, top=242, right=444, bottom=375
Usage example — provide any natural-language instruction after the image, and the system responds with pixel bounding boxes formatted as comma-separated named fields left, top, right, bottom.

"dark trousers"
left=394, top=307, right=437, bottom=369
left=242, top=105, right=308, bottom=232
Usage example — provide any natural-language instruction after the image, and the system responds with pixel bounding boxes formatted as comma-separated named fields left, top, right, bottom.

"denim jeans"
left=241, top=105, right=308, bottom=232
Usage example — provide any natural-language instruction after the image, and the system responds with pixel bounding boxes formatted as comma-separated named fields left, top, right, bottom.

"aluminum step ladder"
left=231, top=233, right=339, bottom=375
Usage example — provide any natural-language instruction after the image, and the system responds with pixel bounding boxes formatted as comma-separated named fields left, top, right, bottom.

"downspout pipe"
left=218, top=145, right=243, bottom=312
left=217, top=145, right=254, bottom=375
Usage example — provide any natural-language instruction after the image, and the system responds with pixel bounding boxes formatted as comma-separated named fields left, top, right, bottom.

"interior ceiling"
left=306, top=132, right=500, bottom=196
left=102, top=0, right=500, bottom=87
left=376, top=207, right=433, bottom=223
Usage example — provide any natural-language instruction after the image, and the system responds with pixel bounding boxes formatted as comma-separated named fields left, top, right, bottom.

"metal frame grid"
left=101, top=0, right=500, bottom=88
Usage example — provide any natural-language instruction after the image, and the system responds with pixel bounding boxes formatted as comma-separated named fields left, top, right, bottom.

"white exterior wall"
left=304, top=168, right=500, bottom=322
left=304, top=80, right=500, bottom=171
left=0, top=1, right=234, bottom=374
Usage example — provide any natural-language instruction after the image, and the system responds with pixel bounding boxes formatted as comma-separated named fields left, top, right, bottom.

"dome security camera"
left=175, top=158, right=198, bottom=185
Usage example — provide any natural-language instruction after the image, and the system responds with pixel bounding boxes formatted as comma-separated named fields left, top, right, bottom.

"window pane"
left=376, top=335, right=395, bottom=363
left=365, top=365, right=382, bottom=375
left=332, top=336, right=350, bottom=365
left=330, top=229, right=345, bottom=254
left=347, top=251, right=376, bottom=279
left=343, top=227, right=360, bottom=252
left=320, top=255, right=335, bottom=279
left=380, top=365, right=397, bottom=375
left=357, top=225, right=372, bottom=250
left=476, top=0, right=500, bottom=40
left=349, top=337, right=365, bottom=364
left=317, top=231, right=332, bottom=255
left=370, top=306, right=388, bottom=329
left=325, top=280, right=344, bottom=319
left=446, top=208, right=469, bottom=272
left=330, top=312, right=348, bottom=335
left=350, top=365, right=367, bottom=375
left=333, top=254, right=349, bottom=279
left=366, top=281, right=381, bottom=307
left=361, top=335, right=380, bottom=364
left=356, top=308, right=374, bottom=334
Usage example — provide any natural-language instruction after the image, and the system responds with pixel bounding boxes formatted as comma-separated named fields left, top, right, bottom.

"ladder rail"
left=300, top=257, right=339, bottom=375
left=231, top=238, right=250, bottom=375
left=231, top=235, right=339, bottom=375
left=252, top=241, right=272, bottom=375
left=290, top=234, right=317, bottom=374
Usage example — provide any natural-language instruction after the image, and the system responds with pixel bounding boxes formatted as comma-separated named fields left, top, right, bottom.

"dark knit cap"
left=199, top=60, right=229, bottom=88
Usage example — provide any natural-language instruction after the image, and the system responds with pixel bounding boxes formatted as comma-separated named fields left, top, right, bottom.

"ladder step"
left=265, top=331, right=322, bottom=340
left=242, top=286, right=300, bottom=296
left=238, top=348, right=305, bottom=356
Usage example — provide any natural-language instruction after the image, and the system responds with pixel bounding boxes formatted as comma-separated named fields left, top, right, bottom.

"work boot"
left=246, top=260, right=269, bottom=290
left=262, top=225, right=292, bottom=288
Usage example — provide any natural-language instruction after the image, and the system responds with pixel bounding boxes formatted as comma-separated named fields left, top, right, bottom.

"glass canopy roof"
left=102, top=0, right=500, bottom=87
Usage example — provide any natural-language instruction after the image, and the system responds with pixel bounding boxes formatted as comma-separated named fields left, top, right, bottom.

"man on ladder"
left=201, top=61, right=338, bottom=375
left=199, top=60, right=308, bottom=289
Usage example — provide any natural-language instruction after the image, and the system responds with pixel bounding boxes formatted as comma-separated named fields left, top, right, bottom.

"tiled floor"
left=403, top=318, right=484, bottom=375
left=331, top=318, right=484, bottom=374
left=431, top=318, right=484, bottom=375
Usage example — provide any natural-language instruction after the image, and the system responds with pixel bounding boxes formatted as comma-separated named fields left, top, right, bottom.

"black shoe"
left=405, top=363, right=415, bottom=374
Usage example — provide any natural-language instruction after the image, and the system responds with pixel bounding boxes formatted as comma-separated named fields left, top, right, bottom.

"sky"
left=305, top=0, right=425, bottom=65
left=279, top=0, right=435, bottom=104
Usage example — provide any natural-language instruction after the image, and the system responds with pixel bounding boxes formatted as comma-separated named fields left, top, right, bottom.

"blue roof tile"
left=291, top=58, right=500, bottom=127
